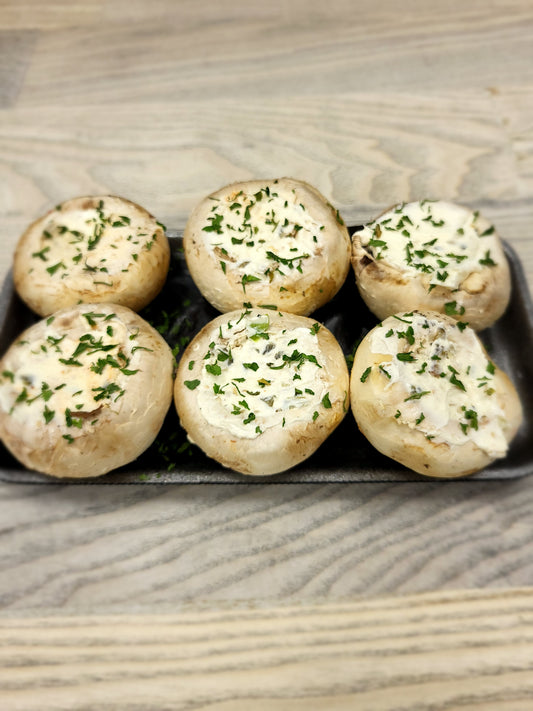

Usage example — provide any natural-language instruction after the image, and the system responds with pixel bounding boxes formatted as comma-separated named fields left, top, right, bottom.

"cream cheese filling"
left=368, top=312, right=507, bottom=457
left=193, top=311, right=329, bottom=439
left=202, top=185, right=325, bottom=286
left=359, top=201, right=499, bottom=291
left=0, top=309, right=141, bottom=440
left=28, top=201, right=159, bottom=287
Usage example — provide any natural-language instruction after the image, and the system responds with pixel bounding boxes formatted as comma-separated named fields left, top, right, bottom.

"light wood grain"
left=1, top=5, right=533, bottom=695
left=1, top=588, right=533, bottom=710
left=1, top=0, right=533, bottom=284
left=0, top=481, right=532, bottom=611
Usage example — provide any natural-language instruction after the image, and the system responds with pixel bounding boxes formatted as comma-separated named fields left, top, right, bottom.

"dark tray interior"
left=0, top=228, right=532, bottom=484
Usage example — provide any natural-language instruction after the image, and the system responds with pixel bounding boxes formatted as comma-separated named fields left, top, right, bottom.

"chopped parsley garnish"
left=205, top=363, right=222, bottom=376
left=46, top=261, right=66, bottom=275
left=397, top=352, right=416, bottom=362
left=460, top=407, right=479, bottom=433
left=43, top=405, right=55, bottom=424
left=241, top=274, right=261, bottom=292
left=92, top=383, right=124, bottom=402
left=404, top=389, right=431, bottom=402
left=202, top=213, right=224, bottom=233
left=444, top=301, right=465, bottom=316
left=321, top=392, right=332, bottom=409
left=32, top=246, right=50, bottom=261
left=448, top=366, right=466, bottom=391
left=360, top=366, right=372, bottom=383
left=479, top=250, right=497, bottom=267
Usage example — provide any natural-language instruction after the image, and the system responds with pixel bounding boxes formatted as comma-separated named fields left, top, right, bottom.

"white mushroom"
left=0, top=303, right=174, bottom=478
left=174, top=308, right=350, bottom=476
left=14, top=195, right=170, bottom=317
left=350, top=310, right=523, bottom=478
left=183, top=178, right=351, bottom=316
left=351, top=201, right=511, bottom=331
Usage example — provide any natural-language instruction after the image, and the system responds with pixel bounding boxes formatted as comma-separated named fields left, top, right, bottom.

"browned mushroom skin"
left=13, top=195, right=170, bottom=317
left=183, top=178, right=351, bottom=316
left=174, top=308, right=350, bottom=476
left=350, top=310, right=523, bottom=478
left=0, top=303, right=174, bottom=478
left=351, top=201, right=511, bottom=331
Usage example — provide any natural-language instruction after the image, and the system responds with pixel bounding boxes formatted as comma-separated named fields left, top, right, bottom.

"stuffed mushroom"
left=351, top=200, right=511, bottom=330
left=174, top=307, right=350, bottom=476
left=0, top=303, right=174, bottom=478
left=183, top=178, right=351, bottom=316
left=13, top=195, right=170, bottom=317
left=350, top=310, right=522, bottom=478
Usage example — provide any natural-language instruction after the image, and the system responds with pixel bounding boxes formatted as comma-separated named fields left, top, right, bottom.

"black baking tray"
left=0, top=227, right=532, bottom=484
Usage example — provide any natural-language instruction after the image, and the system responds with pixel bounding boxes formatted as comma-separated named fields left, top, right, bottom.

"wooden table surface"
left=1, top=1, right=533, bottom=708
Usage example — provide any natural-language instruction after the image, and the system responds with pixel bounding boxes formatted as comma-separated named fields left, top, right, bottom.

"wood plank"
left=0, top=31, right=36, bottom=107
left=12, top=2, right=533, bottom=106
left=1, top=588, right=533, bottom=709
left=0, top=480, right=532, bottom=610
left=0, top=1, right=104, bottom=30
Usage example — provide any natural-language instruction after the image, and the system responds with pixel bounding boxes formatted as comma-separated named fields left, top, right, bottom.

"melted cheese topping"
left=366, top=312, right=507, bottom=457
left=201, top=184, right=325, bottom=287
left=0, top=308, right=143, bottom=441
left=359, top=201, right=499, bottom=290
left=27, top=199, right=160, bottom=288
left=189, top=310, right=330, bottom=439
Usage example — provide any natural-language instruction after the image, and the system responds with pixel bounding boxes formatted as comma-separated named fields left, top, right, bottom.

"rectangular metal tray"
left=1, top=228, right=532, bottom=484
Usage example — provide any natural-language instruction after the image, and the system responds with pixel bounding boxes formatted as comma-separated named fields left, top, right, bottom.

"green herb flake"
left=397, top=352, right=416, bottom=362
left=46, top=261, right=66, bottom=276
left=32, top=246, right=50, bottom=261
left=445, top=301, right=466, bottom=316
left=360, top=366, right=372, bottom=383
left=43, top=406, right=55, bottom=424
left=479, top=250, right=497, bottom=267
left=241, top=274, right=261, bottom=292
left=65, top=408, right=83, bottom=429
left=449, top=368, right=466, bottom=391
left=205, top=363, right=222, bottom=376
left=202, top=213, right=224, bottom=234
left=460, top=407, right=479, bottom=433
left=404, top=390, right=431, bottom=402
left=92, top=383, right=124, bottom=402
